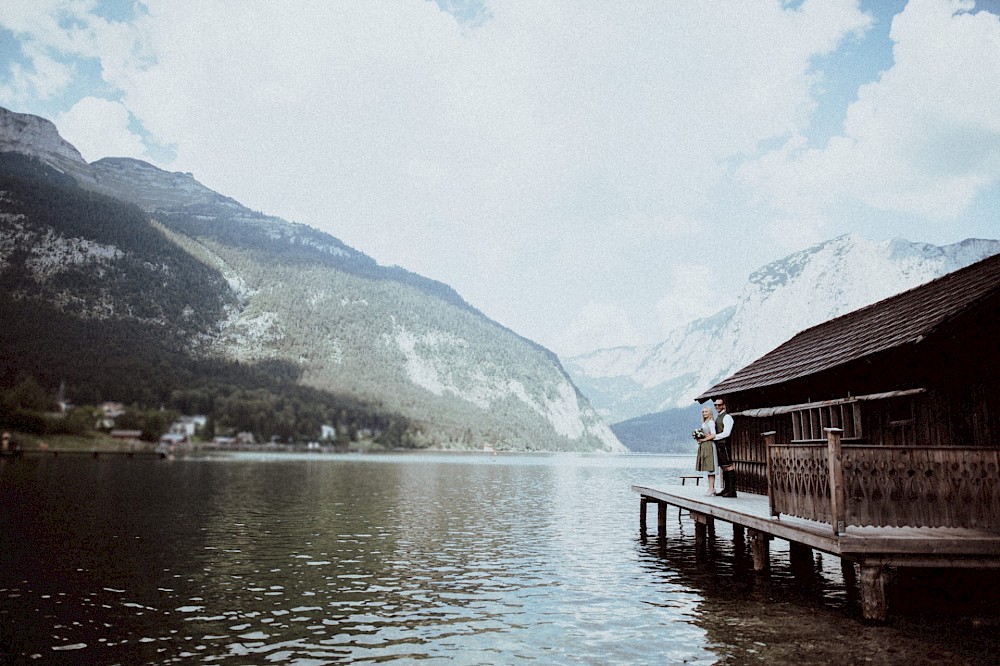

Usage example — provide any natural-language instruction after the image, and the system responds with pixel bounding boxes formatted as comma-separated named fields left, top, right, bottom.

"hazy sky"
left=1, top=0, right=998, bottom=357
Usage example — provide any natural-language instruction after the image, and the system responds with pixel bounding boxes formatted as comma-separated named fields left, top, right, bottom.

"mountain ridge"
left=567, top=234, right=1000, bottom=426
left=0, top=106, right=622, bottom=452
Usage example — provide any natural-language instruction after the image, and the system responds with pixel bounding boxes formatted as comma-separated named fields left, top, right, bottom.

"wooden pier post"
left=691, top=511, right=709, bottom=554
left=748, top=528, right=771, bottom=573
left=695, top=521, right=707, bottom=552
left=731, top=524, right=748, bottom=578
left=733, top=524, right=745, bottom=551
left=858, top=562, right=888, bottom=623
left=825, top=428, right=846, bottom=535
left=657, top=501, right=667, bottom=539
left=640, top=497, right=649, bottom=534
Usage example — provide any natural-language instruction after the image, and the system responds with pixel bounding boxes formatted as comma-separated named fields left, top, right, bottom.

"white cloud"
left=125, top=1, right=871, bottom=351
left=1, top=0, right=890, bottom=356
left=0, top=0, right=145, bottom=108
left=0, top=43, right=73, bottom=103
left=110, top=1, right=873, bottom=214
left=740, top=0, right=1000, bottom=222
left=54, top=97, right=148, bottom=162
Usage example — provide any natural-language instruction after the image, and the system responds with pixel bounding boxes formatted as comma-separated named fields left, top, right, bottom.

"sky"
left=1, top=0, right=998, bottom=358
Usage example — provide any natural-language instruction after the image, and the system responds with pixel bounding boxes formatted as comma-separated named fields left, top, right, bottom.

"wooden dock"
left=633, top=484, right=1000, bottom=622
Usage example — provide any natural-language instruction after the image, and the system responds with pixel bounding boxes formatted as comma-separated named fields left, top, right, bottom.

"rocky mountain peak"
left=747, top=233, right=860, bottom=294
left=0, top=107, right=88, bottom=173
left=0, top=108, right=232, bottom=213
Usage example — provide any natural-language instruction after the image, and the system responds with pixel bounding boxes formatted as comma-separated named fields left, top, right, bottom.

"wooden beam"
left=763, top=431, right=778, bottom=517
left=826, top=428, right=846, bottom=535
left=657, top=501, right=667, bottom=539
left=640, top=497, right=649, bottom=534
left=838, top=534, right=1000, bottom=556
left=850, top=554, right=1000, bottom=569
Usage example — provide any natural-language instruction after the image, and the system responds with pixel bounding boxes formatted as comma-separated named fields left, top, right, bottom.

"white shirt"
left=715, top=412, right=734, bottom=441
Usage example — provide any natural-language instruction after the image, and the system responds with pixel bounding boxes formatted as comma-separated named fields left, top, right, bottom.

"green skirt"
left=695, top=440, right=715, bottom=472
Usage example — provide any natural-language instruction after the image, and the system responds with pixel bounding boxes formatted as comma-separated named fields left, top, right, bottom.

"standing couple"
left=695, top=398, right=737, bottom=498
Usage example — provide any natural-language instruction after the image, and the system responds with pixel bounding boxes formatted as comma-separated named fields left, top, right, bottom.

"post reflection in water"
left=0, top=453, right=998, bottom=665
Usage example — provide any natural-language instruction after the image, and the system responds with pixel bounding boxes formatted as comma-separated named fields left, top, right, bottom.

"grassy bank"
left=3, top=431, right=161, bottom=453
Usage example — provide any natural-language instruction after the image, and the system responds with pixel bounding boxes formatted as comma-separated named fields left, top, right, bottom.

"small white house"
left=170, top=415, right=207, bottom=437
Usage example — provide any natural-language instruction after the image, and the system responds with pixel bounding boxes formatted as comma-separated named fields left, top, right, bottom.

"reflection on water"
left=1, top=452, right=998, bottom=665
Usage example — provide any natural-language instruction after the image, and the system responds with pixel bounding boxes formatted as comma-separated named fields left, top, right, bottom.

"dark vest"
left=715, top=412, right=728, bottom=439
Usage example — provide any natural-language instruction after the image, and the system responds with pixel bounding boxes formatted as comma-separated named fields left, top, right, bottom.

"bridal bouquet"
left=692, top=428, right=704, bottom=441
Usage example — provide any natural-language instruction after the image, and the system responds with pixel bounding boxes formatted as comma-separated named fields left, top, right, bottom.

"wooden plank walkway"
left=633, top=484, right=1000, bottom=622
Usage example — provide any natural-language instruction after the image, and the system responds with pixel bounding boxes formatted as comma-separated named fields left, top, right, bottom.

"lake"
left=1, top=452, right=998, bottom=665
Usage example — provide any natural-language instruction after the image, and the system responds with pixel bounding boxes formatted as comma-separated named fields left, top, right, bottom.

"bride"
left=695, top=405, right=718, bottom=495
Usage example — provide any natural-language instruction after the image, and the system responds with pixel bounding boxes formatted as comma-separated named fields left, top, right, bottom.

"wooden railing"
left=766, top=429, right=1000, bottom=532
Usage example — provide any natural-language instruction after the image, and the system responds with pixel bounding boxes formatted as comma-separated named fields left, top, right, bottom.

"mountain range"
left=0, top=106, right=623, bottom=452
left=566, top=234, right=1000, bottom=433
left=5, top=105, right=995, bottom=454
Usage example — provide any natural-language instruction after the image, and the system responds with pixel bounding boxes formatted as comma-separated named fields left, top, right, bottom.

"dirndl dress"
left=695, top=439, right=715, bottom=472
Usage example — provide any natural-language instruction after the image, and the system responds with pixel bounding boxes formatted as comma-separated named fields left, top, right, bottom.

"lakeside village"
left=105, top=405, right=379, bottom=454
left=1, top=398, right=380, bottom=457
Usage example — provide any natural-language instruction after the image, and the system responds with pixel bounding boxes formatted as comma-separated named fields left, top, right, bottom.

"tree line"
left=0, top=374, right=411, bottom=446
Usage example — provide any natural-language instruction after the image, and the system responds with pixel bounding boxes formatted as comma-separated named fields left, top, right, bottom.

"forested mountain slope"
left=0, top=107, right=621, bottom=452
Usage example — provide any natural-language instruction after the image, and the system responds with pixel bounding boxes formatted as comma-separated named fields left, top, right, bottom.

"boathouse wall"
left=715, top=296, right=1000, bottom=529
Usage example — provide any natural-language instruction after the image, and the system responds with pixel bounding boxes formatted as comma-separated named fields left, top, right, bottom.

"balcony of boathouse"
left=634, top=251, right=1000, bottom=623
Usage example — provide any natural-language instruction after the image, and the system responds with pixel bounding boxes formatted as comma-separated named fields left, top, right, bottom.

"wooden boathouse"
left=634, top=251, right=1000, bottom=622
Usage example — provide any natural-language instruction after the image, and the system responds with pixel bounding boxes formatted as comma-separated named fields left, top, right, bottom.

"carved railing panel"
left=842, top=447, right=1000, bottom=529
left=767, top=443, right=1000, bottom=529
left=767, top=444, right=831, bottom=523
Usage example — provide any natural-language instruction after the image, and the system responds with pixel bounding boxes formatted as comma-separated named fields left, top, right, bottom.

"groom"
left=713, top=398, right=737, bottom=498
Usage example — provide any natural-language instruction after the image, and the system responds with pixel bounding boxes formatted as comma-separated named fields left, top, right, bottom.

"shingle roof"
left=696, top=252, right=1000, bottom=401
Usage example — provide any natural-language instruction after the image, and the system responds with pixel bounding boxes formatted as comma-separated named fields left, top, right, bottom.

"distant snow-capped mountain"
left=566, top=234, right=1000, bottom=423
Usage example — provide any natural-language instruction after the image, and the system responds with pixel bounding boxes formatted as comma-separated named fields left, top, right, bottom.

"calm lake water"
left=1, top=452, right=999, bottom=665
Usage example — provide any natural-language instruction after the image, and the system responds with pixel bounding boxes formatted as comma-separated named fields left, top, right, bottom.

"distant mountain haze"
left=566, top=235, right=1000, bottom=430
left=0, top=106, right=623, bottom=452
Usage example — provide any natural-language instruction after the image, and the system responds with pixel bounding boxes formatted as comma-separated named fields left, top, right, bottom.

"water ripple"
left=1, top=454, right=998, bottom=664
